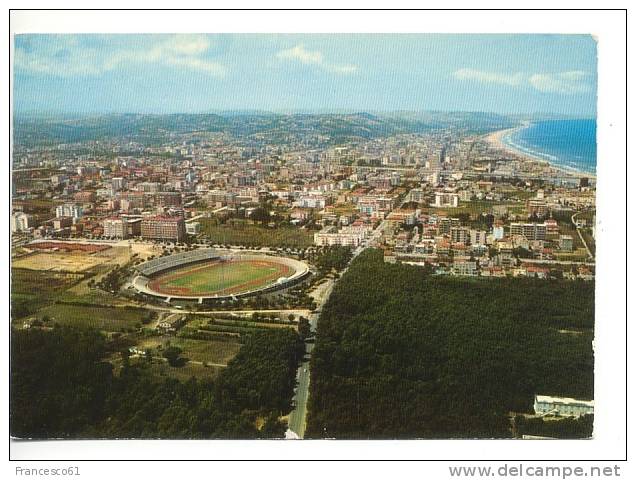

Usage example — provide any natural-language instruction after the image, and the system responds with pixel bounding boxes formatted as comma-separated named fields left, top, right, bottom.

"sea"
left=501, top=119, right=597, bottom=175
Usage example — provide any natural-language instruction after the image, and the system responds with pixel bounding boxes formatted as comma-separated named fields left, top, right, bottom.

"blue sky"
left=13, top=34, right=597, bottom=116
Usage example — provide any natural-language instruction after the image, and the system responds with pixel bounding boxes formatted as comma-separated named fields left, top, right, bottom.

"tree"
left=162, top=346, right=185, bottom=367
left=250, top=207, right=271, bottom=225
left=260, top=412, right=285, bottom=438
left=298, top=317, right=311, bottom=340
left=305, top=249, right=594, bottom=439
left=120, top=350, right=130, bottom=370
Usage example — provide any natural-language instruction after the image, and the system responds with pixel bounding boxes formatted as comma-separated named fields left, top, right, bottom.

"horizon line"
left=13, top=109, right=596, bottom=118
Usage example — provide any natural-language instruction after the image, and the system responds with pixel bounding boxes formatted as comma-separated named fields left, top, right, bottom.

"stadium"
left=132, top=249, right=310, bottom=302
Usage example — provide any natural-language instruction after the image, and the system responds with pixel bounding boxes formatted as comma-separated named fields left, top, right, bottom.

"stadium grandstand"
left=136, top=249, right=221, bottom=277
left=132, top=249, right=310, bottom=301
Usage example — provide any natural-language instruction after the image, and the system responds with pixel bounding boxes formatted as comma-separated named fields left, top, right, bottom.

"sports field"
left=13, top=252, right=108, bottom=272
left=147, top=258, right=294, bottom=296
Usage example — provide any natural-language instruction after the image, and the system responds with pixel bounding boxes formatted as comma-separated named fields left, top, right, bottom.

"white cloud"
left=325, top=64, right=359, bottom=74
left=276, top=44, right=323, bottom=65
left=529, top=71, right=590, bottom=94
left=15, top=34, right=226, bottom=77
left=165, top=56, right=226, bottom=75
left=168, top=34, right=211, bottom=56
left=453, top=68, right=523, bottom=87
left=276, top=44, right=358, bottom=75
left=454, top=68, right=592, bottom=95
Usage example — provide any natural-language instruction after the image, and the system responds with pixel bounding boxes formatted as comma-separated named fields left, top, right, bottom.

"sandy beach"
left=483, top=124, right=595, bottom=180
left=484, top=126, right=525, bottom=152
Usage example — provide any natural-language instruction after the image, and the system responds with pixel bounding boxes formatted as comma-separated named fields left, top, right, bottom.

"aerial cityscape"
left=11, top=34, right=596, bottom=440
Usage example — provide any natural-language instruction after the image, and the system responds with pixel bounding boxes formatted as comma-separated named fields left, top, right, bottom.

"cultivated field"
left=148, top=258, right=293, bottom=296
left=138, top=361, right=226, bottom=382
left=11, top=269, right=81, bottom=319
left=35, top=304, right=151, bottom=332
left=138, top=336, right=242, bottom=366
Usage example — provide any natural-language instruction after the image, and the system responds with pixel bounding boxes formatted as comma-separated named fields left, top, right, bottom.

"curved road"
left=571, top=212, right=594, bottom=261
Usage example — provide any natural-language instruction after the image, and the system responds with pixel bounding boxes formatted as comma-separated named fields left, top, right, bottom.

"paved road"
left=288, top=346, right=312, bottom=437
left=287, top=241, right=368, bottom=438
left=142, top=304, right=312, bottom=316
left=520, top=258, right=595, bottom=266
left=287, top=279, right=334, bottom=438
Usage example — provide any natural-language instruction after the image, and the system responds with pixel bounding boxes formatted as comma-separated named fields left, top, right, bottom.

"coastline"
left=484, top=123, right=596, bottom=180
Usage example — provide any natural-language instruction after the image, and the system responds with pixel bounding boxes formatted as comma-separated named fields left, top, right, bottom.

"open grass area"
left=148, top=259, right=292, bottom=296
left=139, top=336, right=242, bottom=365
left=553, top=250, right=591, bottom=262
left=504, top=190, right=537, bottom=201
left=558, top=222, right=585, bottom=250
left=61, top=288, right=136, bottom=307
left=32, top=304, right=149, bottom=332
left=576, top=210, right=596, bottom=223
left=11, top=268, right=81, bottom=319
left=200, top=219, right=314, bottom=247
left=131, top=358, right=226, bottom=381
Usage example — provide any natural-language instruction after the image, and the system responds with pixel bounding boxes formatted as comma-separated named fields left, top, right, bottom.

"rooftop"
left=534, top=395, right=594, bottom=407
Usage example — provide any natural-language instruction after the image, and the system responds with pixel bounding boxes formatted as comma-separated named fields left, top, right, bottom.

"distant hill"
left=13, top=111, right=518, bottom=148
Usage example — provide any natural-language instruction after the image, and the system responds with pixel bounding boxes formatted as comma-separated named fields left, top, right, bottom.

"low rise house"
left=533, top=395, right=594, bottom=417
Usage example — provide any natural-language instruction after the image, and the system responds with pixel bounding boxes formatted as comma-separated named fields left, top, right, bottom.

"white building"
left=103, top=218, right=127, bottom=239
left=510, top=222, right=547, bottom=241
left=409, top=188, right=426, bottom=203
left=50, top=174, right=69, bottom=186
left=111, top=177, right=126, bottom=191
left=470, top=229, right=488, bottom=245
left=11, top=212, right=32, bottom=232
left=55, top=204, right=83, bottom=220
left=433, top=191, right=459, bottom=208
left=96, top=187, right=114, bottom=198
left=492, top=225, right=505, bottom=240
left=295, top=195, right=327, bottom=209
left=450, top=227, right=470, bottom=245
left=314, top=226, right=364, bottom=247
left=103, top=217, right=141, bottom=239
left=451, top=260, right=478, bottom=276
left=186, top=221, right=201, bottom=235
left=138, top=182, right=162, bottom=193
left=533, top=395, right=594, bottom=417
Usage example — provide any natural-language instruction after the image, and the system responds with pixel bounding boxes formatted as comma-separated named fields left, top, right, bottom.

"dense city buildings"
left=10, top=111, right=596, bottom=281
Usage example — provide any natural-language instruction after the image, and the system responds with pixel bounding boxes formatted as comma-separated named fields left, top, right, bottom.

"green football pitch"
left=148, top=259, right=293, bottom=296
